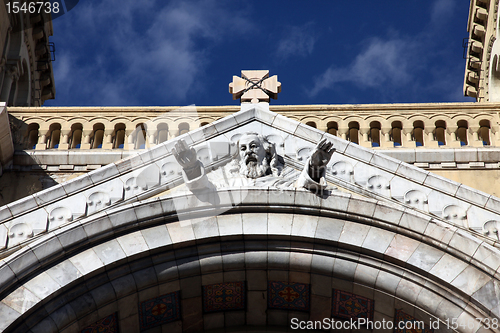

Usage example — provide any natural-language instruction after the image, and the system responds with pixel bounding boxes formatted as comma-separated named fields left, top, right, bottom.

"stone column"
left=493, top=113, right=500, bottom=146
left=425, top=125, right=438, bottom=148
left=58, top=129, right=72, bottom=150
left=380, top=127, right=392, bottom=148
left=402, top=129, right=415, bottom=148
left=148, top=134, right=156, bottom=148
left=35, top=130, right=47, bottom=150
left=318, top=122, right=328, bottom=133
left=122, top=129, right=134, bottom=150
left=469, top=126, right=483, bottom=147
left=446, top=126, right=460, bottom=148
left=80, top=130, right=93, bottom=149
left=494, top=130, right=500, bottom=146
left=101, top=129, right=114, bottom=149
left=359, top=127, right=371, bottom=148
left=337, top=128, right=348, bottom=141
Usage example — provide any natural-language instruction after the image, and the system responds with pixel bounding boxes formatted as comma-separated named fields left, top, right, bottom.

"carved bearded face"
left=238, top=134, right=270, bottom=178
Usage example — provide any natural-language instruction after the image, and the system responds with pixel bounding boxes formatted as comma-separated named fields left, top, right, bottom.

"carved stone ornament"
left=172, top=133, right=335, bottom=193
left=404, top=190, right=429, bottom=212
left=442, top=205, right=468, bottom=227
left=483, top=220, right=500, bottom=240
left=229, top=70, right=281, bottom=103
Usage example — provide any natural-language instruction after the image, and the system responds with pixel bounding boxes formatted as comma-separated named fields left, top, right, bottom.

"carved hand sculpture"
left=308, top=138, right=336, bottom=182
left=172, top=140, right=202, bottom=180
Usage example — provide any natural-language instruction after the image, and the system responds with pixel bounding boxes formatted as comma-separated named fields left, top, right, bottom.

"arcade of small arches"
left=21, top=120, right=198, bottom=151
left=305, top=118, right=494, bottom=148
left=14, top=114, right=500, bottom=151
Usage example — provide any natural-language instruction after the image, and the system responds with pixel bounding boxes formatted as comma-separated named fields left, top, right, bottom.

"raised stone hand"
left=172, top=140, right=201, bottom=179
left=308, top=138, right=335, bottom=181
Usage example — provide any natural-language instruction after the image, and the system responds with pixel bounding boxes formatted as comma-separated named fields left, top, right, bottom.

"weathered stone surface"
left=3, top=106, right=500, bottom=333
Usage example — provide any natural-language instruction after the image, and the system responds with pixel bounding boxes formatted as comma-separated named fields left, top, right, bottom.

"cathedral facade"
left=2, top=1, right=500, bottom=333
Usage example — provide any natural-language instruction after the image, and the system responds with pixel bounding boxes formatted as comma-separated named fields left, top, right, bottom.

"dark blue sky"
left=44, top=0, right=474, bottom=107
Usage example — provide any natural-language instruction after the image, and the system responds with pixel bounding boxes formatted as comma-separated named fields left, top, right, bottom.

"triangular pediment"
left=1, top=104, right=500, bottom=253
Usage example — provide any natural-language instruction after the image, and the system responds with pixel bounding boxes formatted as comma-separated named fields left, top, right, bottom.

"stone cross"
left=229, top=70, right=281, bottom=104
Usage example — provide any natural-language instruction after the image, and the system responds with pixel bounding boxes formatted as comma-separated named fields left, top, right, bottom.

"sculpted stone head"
left=237, top=133, right=280, bottom=178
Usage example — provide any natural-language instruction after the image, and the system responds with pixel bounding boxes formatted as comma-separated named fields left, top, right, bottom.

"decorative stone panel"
left=6, top=209, right=47, bottom=247
left=367, top=175, right=391, bottom=196
left=483, top=220, right=500, bottom=240
left=331, top=289, right=374, bottom=320
left=139, top=291, right=181, bottom=331
left=202, top=282, right=246, bottom=313
left=404, top=190, right=429, bottom=212
left=122, top=164, right=160, bottom=200
left=81, top=313, right=118, bottom=333
left=331, top=160, right=354, bottom=183
left=268, top=281, right=310, bottom=311
left=7, top=223, right=34, bottom=247
left=296, top=146, right=314, bottom=161
left=442, top=205, right=468, bottom=228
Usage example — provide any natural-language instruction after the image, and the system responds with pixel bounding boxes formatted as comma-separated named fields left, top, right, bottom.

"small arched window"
left=435, top=120, right=446, bottom=146
left=157, top=123, right=169, bottom=144
left=178, top=123, right=189, bottom=136
left=391, top=121, right=403, bottom=147
left=369, top=121, right=381, bottom=147
left=113, top=123, right=126, bottom=149
left=26, top=123, right=39, bottom=149
left=327, top=121, right=338, bottom=136
left=348, top=122, right=359, bottom=144
left=306, top=121, right=317, bottom=129
left=70, top=123, right=83, bottom=149
left=479, top=119, right=491, bottom=145
left=456, top=120, right=468, bottom=146
left=47, top=123, right=61, bottom=149
left=91, top=124, right=105, bottom=149
left=413, top=121, right=424, bottom=147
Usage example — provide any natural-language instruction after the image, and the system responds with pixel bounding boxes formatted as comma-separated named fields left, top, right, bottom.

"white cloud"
left=431, top=0, right=456, bottom=26
left=52, top=54, right=71, bottom=87
left=309, top=37, right=415, bottom=97
left=308, top=0, right=463, bottom=101
left=275, top=23, right=317, bottom=60
left=47, top=0, right=254, bottom=105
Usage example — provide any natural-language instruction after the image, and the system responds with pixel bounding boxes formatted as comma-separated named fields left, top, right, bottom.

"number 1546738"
left=6, top=2, right=60, bottom=14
